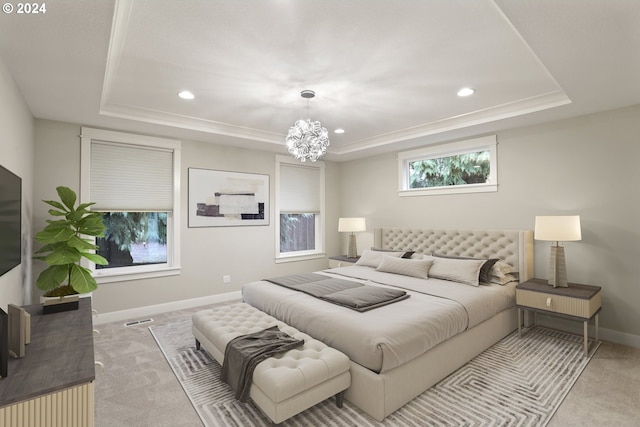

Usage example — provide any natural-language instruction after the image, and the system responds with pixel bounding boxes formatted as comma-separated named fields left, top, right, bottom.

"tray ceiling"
left=1, top=0, right=638, bottom=160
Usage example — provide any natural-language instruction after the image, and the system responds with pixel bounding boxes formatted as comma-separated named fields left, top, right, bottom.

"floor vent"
left=124, top=318, right=154, bottom=327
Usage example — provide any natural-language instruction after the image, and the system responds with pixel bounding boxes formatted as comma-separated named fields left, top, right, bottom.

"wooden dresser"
left=0, top=298, right=95, bottom=427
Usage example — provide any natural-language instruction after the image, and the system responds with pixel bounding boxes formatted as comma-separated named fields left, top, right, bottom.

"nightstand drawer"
left=517, top=289, right=601, bottom=319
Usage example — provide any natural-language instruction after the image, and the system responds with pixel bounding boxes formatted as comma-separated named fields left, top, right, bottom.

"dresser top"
left=0, top=298, right=95, bottom=408
left=516, top=278, right=601, bottom=299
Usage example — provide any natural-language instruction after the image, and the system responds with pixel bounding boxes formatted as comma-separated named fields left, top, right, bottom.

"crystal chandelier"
left=285, top=90, right=330, bottom=162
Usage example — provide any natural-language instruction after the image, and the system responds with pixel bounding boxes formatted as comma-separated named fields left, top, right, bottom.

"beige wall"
left=32, top=119, right=341, bottom=314
left=27, top=104, right=640, bottom=345
left=338, top=104, right=640, bottom=344
left=0, top=58, right=34, bottom=310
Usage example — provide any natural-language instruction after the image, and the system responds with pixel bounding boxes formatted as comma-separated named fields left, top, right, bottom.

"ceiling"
left=1, top=0, right=639, bottom=162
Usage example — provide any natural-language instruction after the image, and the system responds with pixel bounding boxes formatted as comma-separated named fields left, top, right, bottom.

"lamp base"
left=548, top=245, right=568, bottom=287
left=347, top=234, right=358, bottom=258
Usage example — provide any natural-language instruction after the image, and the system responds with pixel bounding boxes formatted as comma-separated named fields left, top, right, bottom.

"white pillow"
left=376, top=255, right=433, bottom=279
left=428, top=256, right=486, bottom=286
left=490, top=273, right=519, bottom=285
left=355, top=249, right=404, bottom=268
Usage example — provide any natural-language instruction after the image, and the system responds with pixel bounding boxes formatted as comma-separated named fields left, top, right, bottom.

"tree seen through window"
left=96, top=212, right=167, bottom=268
left=409, top=150, right=490, bottom=188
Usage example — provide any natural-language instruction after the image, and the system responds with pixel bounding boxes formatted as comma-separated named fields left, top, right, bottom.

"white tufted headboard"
left=374, top=227, right=534, bottom=282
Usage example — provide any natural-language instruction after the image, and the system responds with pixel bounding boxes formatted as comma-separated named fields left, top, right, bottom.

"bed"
left=242, top=227, right=534, bottom=421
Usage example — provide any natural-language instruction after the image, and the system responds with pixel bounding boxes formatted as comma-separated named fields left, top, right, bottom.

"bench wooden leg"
left=335, top=390, right=345, bottom=408
left=195, top=338, right=201, bottom=350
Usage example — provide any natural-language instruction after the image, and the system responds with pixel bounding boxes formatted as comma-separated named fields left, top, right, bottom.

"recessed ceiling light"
left=178, top=90, right=195, bottom=100
left=457, top=87, right=475, bottom=97
left=334, top=128, right=345, bottom=134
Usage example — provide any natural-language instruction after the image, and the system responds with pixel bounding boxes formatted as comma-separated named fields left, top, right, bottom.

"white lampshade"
left=338, top=217, right=366, bottom=233
left=534, top=215, right=581, bottom=288
left=534, top=216, right=582, bottom=242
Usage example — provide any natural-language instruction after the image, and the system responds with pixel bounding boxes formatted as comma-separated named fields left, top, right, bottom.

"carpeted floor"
left=150, top=319, right=599, bottom=427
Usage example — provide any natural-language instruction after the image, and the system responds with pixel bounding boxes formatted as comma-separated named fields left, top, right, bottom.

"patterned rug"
left=150, top=320, right=599, bottom=427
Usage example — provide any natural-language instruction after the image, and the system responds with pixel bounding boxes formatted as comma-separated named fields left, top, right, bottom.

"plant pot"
left=41, top=295, right=80, bottom=315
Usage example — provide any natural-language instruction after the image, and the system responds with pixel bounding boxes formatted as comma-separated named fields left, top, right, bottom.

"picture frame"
left=188, top=168, right=269, bottom=227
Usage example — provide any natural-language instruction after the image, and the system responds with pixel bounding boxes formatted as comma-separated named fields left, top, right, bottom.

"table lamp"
left=534, top=215, right=581, bottom=287
left=338, top=217, right=366, bottom=258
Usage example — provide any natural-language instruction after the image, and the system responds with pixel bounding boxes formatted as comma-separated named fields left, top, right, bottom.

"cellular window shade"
left=90, top=142, right=173, bottom=211
left=279, top=163, right=320, bottom=213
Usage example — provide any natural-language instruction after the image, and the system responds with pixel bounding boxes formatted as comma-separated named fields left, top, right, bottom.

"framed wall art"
left=188, top=168, right=269, bottom=227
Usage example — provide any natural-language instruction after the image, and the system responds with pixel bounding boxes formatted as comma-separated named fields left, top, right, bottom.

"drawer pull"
left=546, top=297, right=552, bottom=307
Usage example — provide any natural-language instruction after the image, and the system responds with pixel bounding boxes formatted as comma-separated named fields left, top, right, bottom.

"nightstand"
left=516, top=278, right=601, bottom=357
left=328, top=255, right=360, bottom=268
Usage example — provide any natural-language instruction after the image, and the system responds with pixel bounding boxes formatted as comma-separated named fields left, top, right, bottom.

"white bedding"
left=241, top=265, right=516, bottom=373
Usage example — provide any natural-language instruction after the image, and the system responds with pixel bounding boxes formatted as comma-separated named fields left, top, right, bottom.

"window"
left=97, top=212, right=167, bottom=269
left=80, top=127, right=181, bottom=283
left=275, top=155, right=325, bottom=261
left=398, top=135, right=497, bottom=196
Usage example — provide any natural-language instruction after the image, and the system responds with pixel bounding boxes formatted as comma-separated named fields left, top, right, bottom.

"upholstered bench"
left=192, top=303, right=351, bottom=426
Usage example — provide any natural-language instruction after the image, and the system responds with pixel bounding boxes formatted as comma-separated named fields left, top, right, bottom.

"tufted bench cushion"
left=192, top=302, right=351, bottom=425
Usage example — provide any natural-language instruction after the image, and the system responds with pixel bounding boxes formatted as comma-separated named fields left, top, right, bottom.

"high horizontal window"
left=398, top=135, right=497, bottom=196
left=80, top=127, right=181, bottom=283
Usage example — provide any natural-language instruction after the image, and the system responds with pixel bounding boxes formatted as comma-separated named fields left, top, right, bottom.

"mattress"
left=242, top=265, right=516, bottom=373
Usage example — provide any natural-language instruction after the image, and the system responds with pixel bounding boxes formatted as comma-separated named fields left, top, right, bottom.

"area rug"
left=150, top=320, right=599, bottom=427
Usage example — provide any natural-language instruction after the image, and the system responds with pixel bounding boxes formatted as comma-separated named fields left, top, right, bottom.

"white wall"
left=0, top=57, right=34, bottom=310
left=338, top=104, right=640, bottom=345
left=32, top=119, right=341, bottom=314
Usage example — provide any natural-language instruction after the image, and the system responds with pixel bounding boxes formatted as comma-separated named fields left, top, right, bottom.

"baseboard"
left=599, top=327, right=640, bottom=349
left=536, top=316, right=640, bottom=350
left=93, top=291, right=241, bottom=326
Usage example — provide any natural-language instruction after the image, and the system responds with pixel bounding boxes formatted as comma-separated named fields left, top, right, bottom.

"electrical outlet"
left=223, top=275, right=231, bottom=284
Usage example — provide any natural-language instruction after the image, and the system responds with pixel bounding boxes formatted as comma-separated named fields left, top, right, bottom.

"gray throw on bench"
left=221, top=326, right=304, bottom=402
left=264, top=273, right=409, bottom=312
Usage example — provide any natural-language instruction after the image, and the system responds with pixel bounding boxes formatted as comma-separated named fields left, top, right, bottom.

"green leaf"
left=67, top=210, right=85, bottom=222
left=44, top=219, right=72, bottom=229
left=76, top=202, right=96, bottom=211
left=43, top=199, right=66, bottom=211
left=36, top=264, right=69, bottom=291
left=57, top=186, right=77, bottom=211
left=44, top=246, right=81, bottom=265
left=34, top=243, right=56, bottom=254
left=69, top=264, right=97, bottom=294
left=77, top=215, right=104, bottom=227
left=48, top=209, right=67, bottom=217
left=35, top=228, right=76, bottom=244
left=66, top=236, right=98, bottom=251
left=81, top=252, right=109, bottom=265
left=78, top=216, right=107, bottom=236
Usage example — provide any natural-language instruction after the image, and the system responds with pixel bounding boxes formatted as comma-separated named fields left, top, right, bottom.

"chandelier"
left=285, top=90, right=330, bottom=162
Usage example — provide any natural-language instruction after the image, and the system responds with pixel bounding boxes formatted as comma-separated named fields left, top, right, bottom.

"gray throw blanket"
left=264, top=273, right=409, bottom=312
left=220, top=326, right=304, bottom=402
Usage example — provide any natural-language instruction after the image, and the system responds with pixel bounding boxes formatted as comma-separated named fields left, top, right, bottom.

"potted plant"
left=34, top=186, right=108, bottom=313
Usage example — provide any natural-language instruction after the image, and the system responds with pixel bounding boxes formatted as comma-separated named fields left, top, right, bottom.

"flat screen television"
left=0, top=164, right=21, bottom=277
